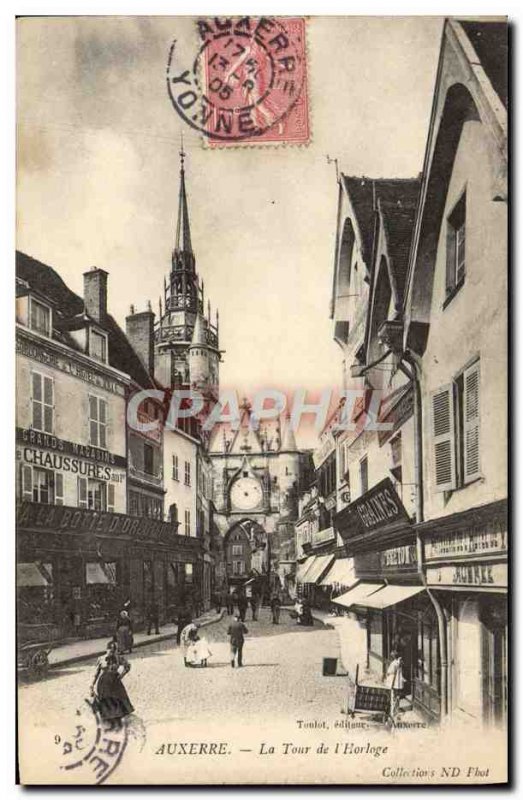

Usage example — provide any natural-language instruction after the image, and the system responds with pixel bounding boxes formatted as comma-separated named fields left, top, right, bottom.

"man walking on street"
left=227, top=615, right=248, bottom=668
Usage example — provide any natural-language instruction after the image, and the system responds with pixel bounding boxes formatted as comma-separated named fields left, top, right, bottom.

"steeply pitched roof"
left=16, top=251, right=155, bottom=388
left=459, top=20, right=508, bottom=109
left=378, top=182, right=420, bottom=305
left=341, top=176, right=420, bottom=267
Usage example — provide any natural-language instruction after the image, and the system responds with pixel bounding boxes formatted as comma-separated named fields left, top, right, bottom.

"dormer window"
left=89, top=328, right=108, bottom=363
left=30, top=297, right=51, bottom=337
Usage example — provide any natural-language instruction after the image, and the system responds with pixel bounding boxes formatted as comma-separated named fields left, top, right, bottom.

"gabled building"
left=403, top=18, right=508, bottom=725
left=327, top=17, right=507, bottom=728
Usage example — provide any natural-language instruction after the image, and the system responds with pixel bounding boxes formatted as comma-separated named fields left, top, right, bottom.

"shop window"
left=30, top=297, right=51, bottom=337
left=368, top=612, right=383, bottom=658
left=445, top=192, right=466, bottom=301
left=89, top=328, right=108, bottom=363
left=417, top=608, right=440, bottom=693
left=431, top=359, right=480, bottom=492
left=89, top=395, right=107, bottom=448
left=31, top=372, right=54, bottom=434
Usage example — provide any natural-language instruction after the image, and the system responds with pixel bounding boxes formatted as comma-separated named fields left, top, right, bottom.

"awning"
left=303, top=554, right=335, bottom=585
left=361, top=584, right=425, bottom=609
left=17, top=562, right=52, bottom=587
left=295, top=556, right=315, bottom=583
left=320, top=558, right=356, bottom=587
left=86, top=562, right=112, bottom=585
left=332, top=582, right=384, bottom=608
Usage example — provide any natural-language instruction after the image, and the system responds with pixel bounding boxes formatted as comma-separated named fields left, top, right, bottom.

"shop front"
left=17, top=500, right=202, bottom=642
left=334, top=478, right=442, bottom=718
left=420, top=499, right=508, bottom=726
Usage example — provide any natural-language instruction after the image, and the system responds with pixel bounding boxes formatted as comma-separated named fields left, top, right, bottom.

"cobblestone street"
left=19, top=609, right=345, bottom=738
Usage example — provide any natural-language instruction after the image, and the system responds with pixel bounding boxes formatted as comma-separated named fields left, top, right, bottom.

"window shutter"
left=431, top=384, right=456, bottom=492
left=55, top=473, right=64, bottom=505
left=77, top=476, right=88, bottom=508
left=21, top=464, right=33, bottom=501
left=463, top=362, right=481, bottom=483
left=44, top=376, right=54, bottom=434
left=107, top=483, right=115, bottom=512
left=31, top=372, right=43, bottom=430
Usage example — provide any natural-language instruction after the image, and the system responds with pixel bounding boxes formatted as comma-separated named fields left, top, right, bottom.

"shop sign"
left=16, top=501, right=198, bottom=548
left=16, top=334, right=126, bottom=396
left=379, top=543, right=417, bottom=570
left=16, top=428, right=127, bottom=468
left=426, top=563, right=507, bottom=589
left=18, top=446, right=125, bottom=483
left=335, top=478, right=411, bottom=540
left=312, top=526, right=336, bottom=546
left=424, top=528, right=507, bottom=561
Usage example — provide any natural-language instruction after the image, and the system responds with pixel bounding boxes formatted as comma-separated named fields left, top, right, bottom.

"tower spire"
left=174, top=135, right=193, bottom=257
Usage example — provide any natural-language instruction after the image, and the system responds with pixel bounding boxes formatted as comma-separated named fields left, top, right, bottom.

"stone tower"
left=154, top=145, right=220, bottom=397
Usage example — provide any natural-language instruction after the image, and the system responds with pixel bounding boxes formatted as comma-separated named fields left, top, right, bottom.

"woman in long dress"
left=90, top=640, right=134, bottom=721
left=180, top=621, right=199, bottom=667
left=116, top=610, right=133, bottom=653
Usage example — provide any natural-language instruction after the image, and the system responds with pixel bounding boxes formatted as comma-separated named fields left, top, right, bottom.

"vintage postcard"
left=16, top=14, right=508, bottom=785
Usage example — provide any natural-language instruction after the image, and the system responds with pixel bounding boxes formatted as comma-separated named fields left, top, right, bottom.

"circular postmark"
left=167, top=16, right=307, bottom=142
left=56, top=697, right=129, bottom=785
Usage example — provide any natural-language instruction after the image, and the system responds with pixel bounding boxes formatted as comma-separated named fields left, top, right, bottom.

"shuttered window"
left=88, top=395, right=107, bottom=448
left=55, top=473, right=64, bottom=506
left=78, top=476, right=88, bottom=508
left=463, top=361, right=481, bottom=483
left=431, top=384, right=456, bottom=492
left=21, top=465, right=33, bottom=501
left=107, top=483, right=115, bottom=512
left=32, top=372, right=54, bottom=434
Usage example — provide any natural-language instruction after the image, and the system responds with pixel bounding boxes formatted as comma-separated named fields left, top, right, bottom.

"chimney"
left=126, top=305, right=155, bottom=377
left=83, top=267, right=108, bottom=323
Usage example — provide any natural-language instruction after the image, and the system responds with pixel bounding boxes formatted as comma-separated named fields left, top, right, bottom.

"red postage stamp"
left=167, top=16, right=310, bottom=146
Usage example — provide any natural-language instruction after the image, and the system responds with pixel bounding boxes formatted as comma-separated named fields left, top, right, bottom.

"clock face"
left=230, top=477, right=263, bottom=511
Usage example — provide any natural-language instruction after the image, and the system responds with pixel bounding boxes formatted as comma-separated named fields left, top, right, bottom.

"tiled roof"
left=16, top=251, right=155, bottom=388
left=341, top=176, right=420, bottom=267
left=459, top=20, right=508, bottom=109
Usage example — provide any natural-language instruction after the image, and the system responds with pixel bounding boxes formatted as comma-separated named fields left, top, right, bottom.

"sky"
left=16, top=16, right=443, bottom=447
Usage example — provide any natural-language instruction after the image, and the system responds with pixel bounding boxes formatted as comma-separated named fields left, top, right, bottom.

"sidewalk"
left=49, top=609, right=224, bottom=669
left=310, top=608, right=429, bottom=727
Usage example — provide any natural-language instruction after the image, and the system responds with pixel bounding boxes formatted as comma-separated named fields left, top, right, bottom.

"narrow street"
left=20, top=610, right=343, bottom=727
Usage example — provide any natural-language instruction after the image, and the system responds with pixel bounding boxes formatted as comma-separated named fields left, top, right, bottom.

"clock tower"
left=154, top=145, right=220, bottom=398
